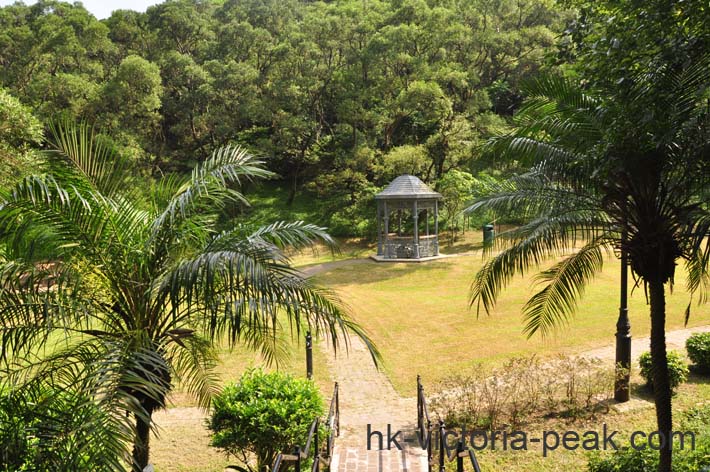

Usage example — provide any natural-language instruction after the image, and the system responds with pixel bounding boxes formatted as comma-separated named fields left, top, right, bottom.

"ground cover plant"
left=587, top=404, right=710, bottom=472
left=430, top=355, right=618, bottom=430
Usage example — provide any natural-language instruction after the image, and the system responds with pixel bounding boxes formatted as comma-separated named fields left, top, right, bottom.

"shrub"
left=588, top=405, right=710, bottom=471
left=638, top=351, right=689, bottom=392
left=686, top=332, right=710, bottom=373
left=208, top=369, right=324, bottom=472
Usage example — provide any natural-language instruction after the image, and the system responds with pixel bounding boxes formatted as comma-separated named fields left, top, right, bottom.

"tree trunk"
left=132, top=404, right=155, bottom=472
left=649, top=280, right=672, bottom=472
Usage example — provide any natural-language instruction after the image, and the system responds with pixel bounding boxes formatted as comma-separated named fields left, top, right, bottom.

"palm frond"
left=46, top=120, right=131, bottom=198
left=465, top=172, right=604, bottom=220
left=158, top=235, right=381, bottom=366
left=164, top=333, right=220, bottom=410
left=685, top=235, right=710, bottom=305
left=522, top=240, right=607, bottom=338
left=248, top=221, right=336, bottom=251
left=150, top=145, right=271, bottom=237
left=519, top=75, right=602, bottom=115
left=469, top=214, right=603, bottom=314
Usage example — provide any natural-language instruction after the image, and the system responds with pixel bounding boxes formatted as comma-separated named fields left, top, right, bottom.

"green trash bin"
left=482, top=224, right=495, bottom=245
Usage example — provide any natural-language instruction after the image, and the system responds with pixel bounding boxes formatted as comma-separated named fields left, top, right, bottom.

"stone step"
left=332, top=445, right=428, bottom=472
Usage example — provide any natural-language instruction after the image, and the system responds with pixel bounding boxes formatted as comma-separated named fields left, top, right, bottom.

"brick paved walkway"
left=321, top=337, right=428, bottom=472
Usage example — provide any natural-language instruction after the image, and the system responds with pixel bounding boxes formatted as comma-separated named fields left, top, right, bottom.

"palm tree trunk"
left=649, top=280, right=672, bottom=472
left=132, top=405, right=155, bottom=472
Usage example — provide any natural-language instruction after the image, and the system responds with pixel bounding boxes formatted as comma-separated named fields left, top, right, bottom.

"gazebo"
left=374, top=174, right=443, bottom=260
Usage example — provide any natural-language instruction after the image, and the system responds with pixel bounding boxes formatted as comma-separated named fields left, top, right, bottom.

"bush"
left=208, top=369, right=324, bottom=472
left=686, top=332, right=710, bottom=373
left=638, top=351, right=688, bottom=392
left=588, top=405, right=710, bottom=471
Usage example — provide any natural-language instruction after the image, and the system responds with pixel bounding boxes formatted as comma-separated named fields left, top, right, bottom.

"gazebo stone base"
left=369, top=254, right=452, bottom=263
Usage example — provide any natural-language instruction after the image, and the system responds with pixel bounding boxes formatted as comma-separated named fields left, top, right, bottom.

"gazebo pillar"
left=413, top=200, right=419, bottom=258
left=434, top=199, right=439, bottom=256
left=377, top=202, right=383, bottom=256
left=383, top=201, right=389, bottom=257
left=425, top=209, right=429, bottom=237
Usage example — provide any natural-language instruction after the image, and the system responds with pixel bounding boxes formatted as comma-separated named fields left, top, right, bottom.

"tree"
left=468, top=67, right=709, bottom=472
left=437, top=170, right=475, bottom=244
left=95, top=55, right=163, bottom=141
left=560, top=0, right=710, bottom=91
left=0, top=122, right=379, bottom=471
left=0, top=88, right=43, bottom=187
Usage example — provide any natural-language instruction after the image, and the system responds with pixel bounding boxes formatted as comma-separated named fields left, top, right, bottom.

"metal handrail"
left=272, top=382, right=340, bottom=472
left=417, top=375, right=482, bottom=472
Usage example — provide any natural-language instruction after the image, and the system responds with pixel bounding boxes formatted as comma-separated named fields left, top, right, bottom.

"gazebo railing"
left=383, top=235, right=438, bottom=259
left=418, top=236, right=438, bottom=258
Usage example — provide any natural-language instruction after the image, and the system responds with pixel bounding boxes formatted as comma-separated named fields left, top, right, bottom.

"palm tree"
left=0, top=122, right=379, bottom=471
left=468, top=65, right=709, bottom=472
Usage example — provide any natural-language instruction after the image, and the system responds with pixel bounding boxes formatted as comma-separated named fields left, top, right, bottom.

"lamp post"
left=614, top=231, right=631, bottom=402
left=306, top=331, right=313, bottom=380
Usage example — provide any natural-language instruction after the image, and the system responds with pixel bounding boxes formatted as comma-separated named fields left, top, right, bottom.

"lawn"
left=312, top=247, right=710, bottom=395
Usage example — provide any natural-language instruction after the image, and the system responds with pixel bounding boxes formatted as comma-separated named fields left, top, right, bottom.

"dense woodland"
left=1, top=0, right=708, bottom=236
left=0, top=0, right=572, bottom=234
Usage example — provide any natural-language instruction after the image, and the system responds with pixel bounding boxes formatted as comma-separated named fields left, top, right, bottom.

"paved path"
left=305, top=255, right=445, bottom=472
left=579, top=325, right=710, bottom=362
left=323, top=337, right=428, bottom=472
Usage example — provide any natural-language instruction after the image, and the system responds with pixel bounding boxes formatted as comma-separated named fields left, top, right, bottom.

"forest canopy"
left=0, top=0, right=571, bottom=234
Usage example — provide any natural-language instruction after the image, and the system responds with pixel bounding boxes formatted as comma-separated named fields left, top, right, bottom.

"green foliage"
left=0, top=0, right=571, bottom=235
left=686, top=332, right=710, bottom=373
left=208, top=369, right=324, bottom=472
left=467, top=46, right=710, bottom=471
left=98, top=55, right=163, bottom=136
left=587, top=404, right=710, bottom=472
left=587, top=444, right=710, bottom=472
left=639, top=351, right=689, bottom=392
left=0, top=383, right=132, bottom=472
left=437, top=169, right=475, bottom=243
left=0, top=122, right=377, bottom=470
left=381, top=145, right=429, bottom=181
left=0, top=88, right=43, bottom=187
left=562, top=0, right=710, bottom=95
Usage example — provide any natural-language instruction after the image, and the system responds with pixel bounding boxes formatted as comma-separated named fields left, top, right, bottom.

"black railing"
left=271, top=382, right=340, bottom=472
left=417, top=375, right=481, bottom=472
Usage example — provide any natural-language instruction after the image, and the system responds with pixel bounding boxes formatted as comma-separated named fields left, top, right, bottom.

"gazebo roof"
left=375, top=174, right=442, bottom=200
